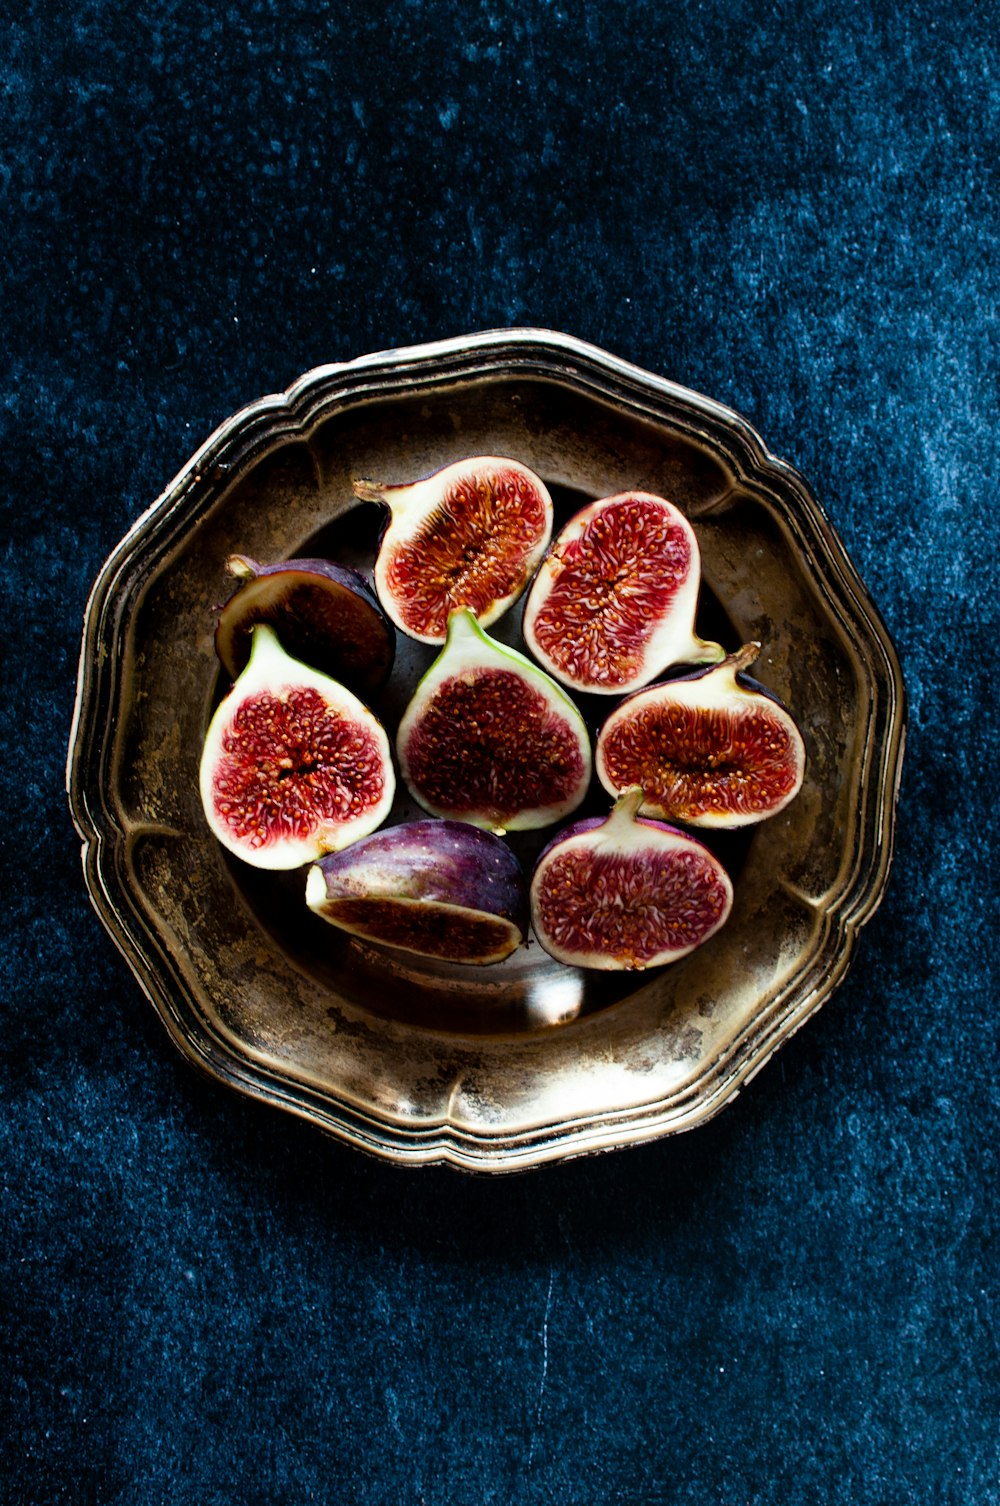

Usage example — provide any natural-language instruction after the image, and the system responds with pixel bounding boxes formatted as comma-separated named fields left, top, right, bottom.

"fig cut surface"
left=522, top=491, right=723, bottom=694
left=354, top=455, right=553, bottom=644
left=530, top=787, right=734, bottom=970
left=396, top=608, right=592, bottom=833
left=199, top=624, right=395, bottom=869
left=596, top=643, right=806, bottom=828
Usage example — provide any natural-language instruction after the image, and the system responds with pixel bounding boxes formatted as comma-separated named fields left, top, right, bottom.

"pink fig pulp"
left=530, top=788, right=734, bottom=970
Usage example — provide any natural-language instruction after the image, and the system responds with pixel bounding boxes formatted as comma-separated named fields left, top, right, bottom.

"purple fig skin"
left=215, top=555, right=396, bottom=694
left=306, top=820, right=529, bottom=965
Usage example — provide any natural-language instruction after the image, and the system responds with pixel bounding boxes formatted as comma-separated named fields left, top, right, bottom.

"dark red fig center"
left=323, top=898, right=513, bottom=961
left=403, top=669, right=586, bottom=820
left=212, top=688, right=388, bottom=849
left=535, top=846, right=730, bottom=965
left=386, top=468, right=549, bottom=638
left=532, top=498, right=692, bottom=686
left=602, top=702, right=799, bottom=818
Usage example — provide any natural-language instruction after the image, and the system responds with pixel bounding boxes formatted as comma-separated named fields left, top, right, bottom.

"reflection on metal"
left=67, top=329, right=905, bottom=1171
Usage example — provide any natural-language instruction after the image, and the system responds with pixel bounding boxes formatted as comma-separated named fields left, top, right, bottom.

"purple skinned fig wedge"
left=305, top=820, right=528, bottom=965
left=596, top=643, right=806, bottom=829
left=396, top=608, right=592, bottom=834
left=522, top=491, right=723, bottom=694
left=215, top=554, right=395, bottom=695
left=353, top=456, right=553, bottom=644
left=530, top=787, right=734, bottom=971
left=199, top=624, right=395, bottom=870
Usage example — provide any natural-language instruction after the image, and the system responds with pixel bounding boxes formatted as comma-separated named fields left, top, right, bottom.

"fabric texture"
left=3, top=1, right=997, bottom=1502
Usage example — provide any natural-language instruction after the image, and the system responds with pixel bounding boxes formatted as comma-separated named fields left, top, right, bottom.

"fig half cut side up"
left=396, top=608, right=592, bottom=834
left=596, top=643, right=806, bottom=829
left=530, top=787, right=734, bottom=971
left=306, top=820, right=529, bottom=965
left=214, top=554, right=396, bottom=696
left=522, top=491, right=724, bottom=694
left=354, top=455, right=553, bottom=644
left=199, top=624, right=395, bottom=870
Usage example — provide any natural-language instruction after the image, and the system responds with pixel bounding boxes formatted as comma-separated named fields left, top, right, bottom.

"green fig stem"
left=352, top=477, right=391, bottom=505
left=226, top=554, right=260, bottom=580
left=695, top=636, right=727, bottom=665
left=445, top=606, right=483, bottom=645
left=609, top=785, right=646, bottom=826
left=245, top=620, right=283, bottom=665
left=728, top=641, right=762, bottom=675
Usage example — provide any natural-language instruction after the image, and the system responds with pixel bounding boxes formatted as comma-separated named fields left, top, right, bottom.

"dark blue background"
left=4, top=2, right=998, bottom=1502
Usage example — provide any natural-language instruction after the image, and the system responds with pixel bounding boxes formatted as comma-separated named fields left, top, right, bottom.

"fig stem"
left=226, top=554, right=261, bottom=580
left=728, top=641, right=762, bottom=675
left=352, top=478, right=389, bottom=504
left=610, top=785, right=646, bottom=826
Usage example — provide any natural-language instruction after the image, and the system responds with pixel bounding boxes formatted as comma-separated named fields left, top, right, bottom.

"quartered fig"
left=396, top=608, right=592, bottom=833
left=215, top=554, right=395, bottom=695
left=199, top=624, right=395, bottom=869
left=354, top=456, right=553, bottom=643
left=530, top=787, right=734, bottom=971
left=305, top=820, right=529, bottom=965
left=522, top=491, right=723, bottom=694
left=596, top=643, right=806, bottom=828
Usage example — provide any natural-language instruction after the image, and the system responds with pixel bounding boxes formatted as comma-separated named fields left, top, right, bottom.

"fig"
left=596, top=643, right=806, bottom=828
left=522, top=491, right=723, bottom=694
left=396, top=608, right=592, bottom=834
left=530, top=787, right=734, bottom=971
left=353, top=456, right=553, bottom=643
left=215, top=555, right=395, bottom=695
left=199, top=624, right=395, bottom=869
left=305, top=820, right=529, bottom=965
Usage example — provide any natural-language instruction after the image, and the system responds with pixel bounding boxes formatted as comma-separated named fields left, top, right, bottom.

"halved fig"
left=215, top=555, right=395, bottom=695
left=530, top=787, right=734, bottom=970
left=522, top=491, right=723, bottom=694
left=596, top=643, right=806, bottom=828
left=353, top=456, right=553, bottom=643
left=396, top=608, right=592, bottom=833
left=305, top=820, right=528, bottom=965
left=199, top=624, right=395, bottom=869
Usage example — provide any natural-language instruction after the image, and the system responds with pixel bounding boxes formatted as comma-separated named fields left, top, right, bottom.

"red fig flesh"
left=522, top=491, right=723, bottom=693
left=354, top=456, right=553, bottom=643
left=215, top=555, right=395, bottom=695
left=199, top=625, right=395, bottom=869
left=396, top=609, right=592, bottom=833
left=530, top=788, right=734, bottom=970
left=596, top=644, right=806, bottom=828
left=306, top=821, right=528, bottom=964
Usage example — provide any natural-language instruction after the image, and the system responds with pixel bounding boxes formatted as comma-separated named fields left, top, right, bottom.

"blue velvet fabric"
left=3, top=1, right=998, bottom=1501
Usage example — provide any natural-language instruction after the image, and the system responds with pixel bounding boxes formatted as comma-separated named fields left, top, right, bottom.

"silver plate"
left=67, top=329, right=905, bottom=1171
